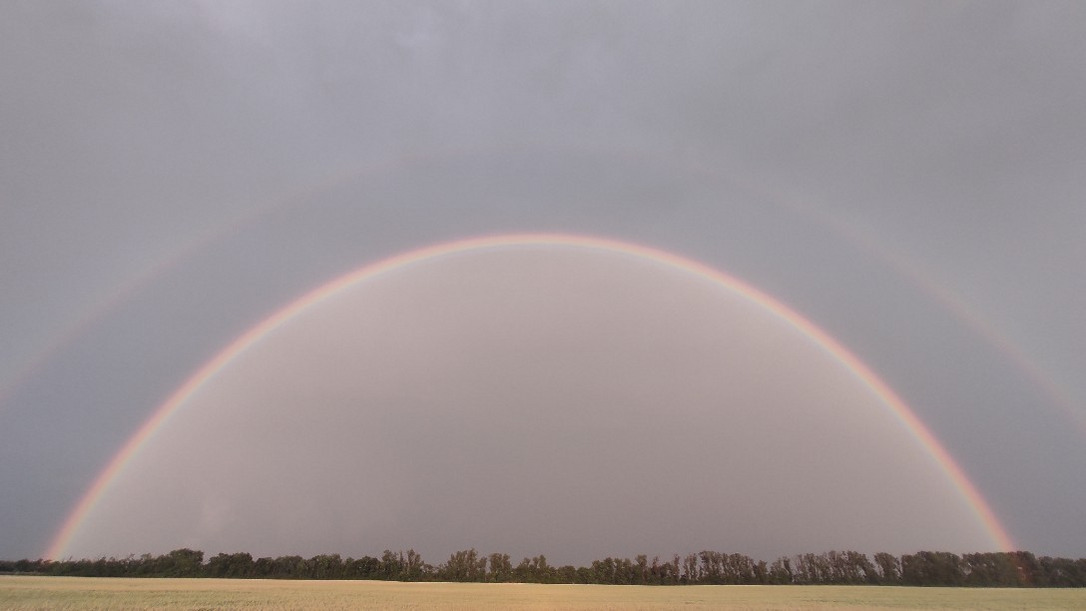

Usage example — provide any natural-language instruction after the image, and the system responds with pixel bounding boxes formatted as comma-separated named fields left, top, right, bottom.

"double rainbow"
left=46, top=232, right=1015, bottom=559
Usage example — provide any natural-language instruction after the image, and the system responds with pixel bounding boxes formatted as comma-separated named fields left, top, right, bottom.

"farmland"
left=3, top=576, right=1085, bottom=610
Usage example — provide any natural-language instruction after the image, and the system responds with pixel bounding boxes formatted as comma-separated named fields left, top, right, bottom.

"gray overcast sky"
left=2, top=1, right=1084, bottom=563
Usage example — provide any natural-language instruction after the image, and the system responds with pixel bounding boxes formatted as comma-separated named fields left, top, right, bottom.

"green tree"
left=873, top=552, right=900, bottom=584
left=441, top=549, right=484, bottom=582
left=681, top=553, right=699, bottom=584
left=768, top=557, right=793, bottom=584
left=206, top=552, right=253, bottom=578
left=379, top=550, right=403, bottom=580
left=487, top=552, right=513, bottom=582
left=635, top=554, right=649, bottom=585
left=901, top=551, right=964, bottom=586
left=308, top=553, right=344, bottom=579
left=161, top=549, right=203, bottom=577
left=344, top=555, right=381, bottom=579
left=403, top=549, right=429, bottom=581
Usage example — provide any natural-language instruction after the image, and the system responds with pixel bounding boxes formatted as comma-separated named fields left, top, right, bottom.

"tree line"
left=4, top=548, right=1085, bottom=587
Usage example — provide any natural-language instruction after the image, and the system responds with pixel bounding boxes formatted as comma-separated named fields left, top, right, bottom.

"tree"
left=963, top=552, right=1017, bottom=587
left=487, top=552, right=513, bottom=582
left=160, top=549, right=203, bottom=577
left=379, top=550, right=403, bottom=580
left=273, top=555, right=307, bottom=578
left=681, top=553, right=699, bottom=584
left=404, top=549, right=429, bottom=581
left=308, top=554, right=344, bottom=579
left=441, top=549, right=484, bottom=582
left=635, top=554, right=649, bottom=585
left=206, top=552, right=253, bottom=578
left=901, top=551, right=964, bottom=586
left=252, top=557, right=275, bottom=578
left=529, top=555, right=554, bottom=583
left=873, top=552, right=900, bottom=584
left=344, top=555, right=381, bottom=580
left=768, top=557, right=793, bottom=584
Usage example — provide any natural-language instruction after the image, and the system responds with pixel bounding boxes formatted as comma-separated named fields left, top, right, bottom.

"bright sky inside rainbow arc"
left=46, top=232, right=1016, bottom=560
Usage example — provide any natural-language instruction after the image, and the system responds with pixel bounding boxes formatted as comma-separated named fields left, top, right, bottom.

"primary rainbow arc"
left=46, top=232, right=1016, bottom=559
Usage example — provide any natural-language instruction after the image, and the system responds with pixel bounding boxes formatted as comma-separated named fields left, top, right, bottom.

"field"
left=2, top=576, right=1085, bottom=610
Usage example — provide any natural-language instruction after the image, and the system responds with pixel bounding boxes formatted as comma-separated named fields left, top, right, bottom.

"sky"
left=1, top=1, right=1084, bottom=565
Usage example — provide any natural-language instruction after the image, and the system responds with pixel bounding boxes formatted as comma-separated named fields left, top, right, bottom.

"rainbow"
left=45, top=232, right=1016, bottom=559
left=9, top=144, right=1078, bottom=442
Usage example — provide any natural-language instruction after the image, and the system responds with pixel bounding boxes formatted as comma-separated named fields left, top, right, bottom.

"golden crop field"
left=2, top=576, right=1084, bottom=610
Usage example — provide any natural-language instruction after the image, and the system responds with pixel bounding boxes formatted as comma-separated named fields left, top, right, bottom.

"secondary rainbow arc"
left=45, top=232, right=1016, bottom=559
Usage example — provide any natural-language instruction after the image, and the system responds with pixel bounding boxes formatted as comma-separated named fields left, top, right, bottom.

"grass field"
left=2, top=576, right=1085, bottom=610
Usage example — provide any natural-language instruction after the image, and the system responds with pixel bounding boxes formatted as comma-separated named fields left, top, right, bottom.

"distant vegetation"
left=3, top=549, right=1084, bottom=587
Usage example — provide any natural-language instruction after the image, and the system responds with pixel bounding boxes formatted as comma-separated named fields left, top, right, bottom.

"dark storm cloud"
left=1, top=1, right=1084, bottom=560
